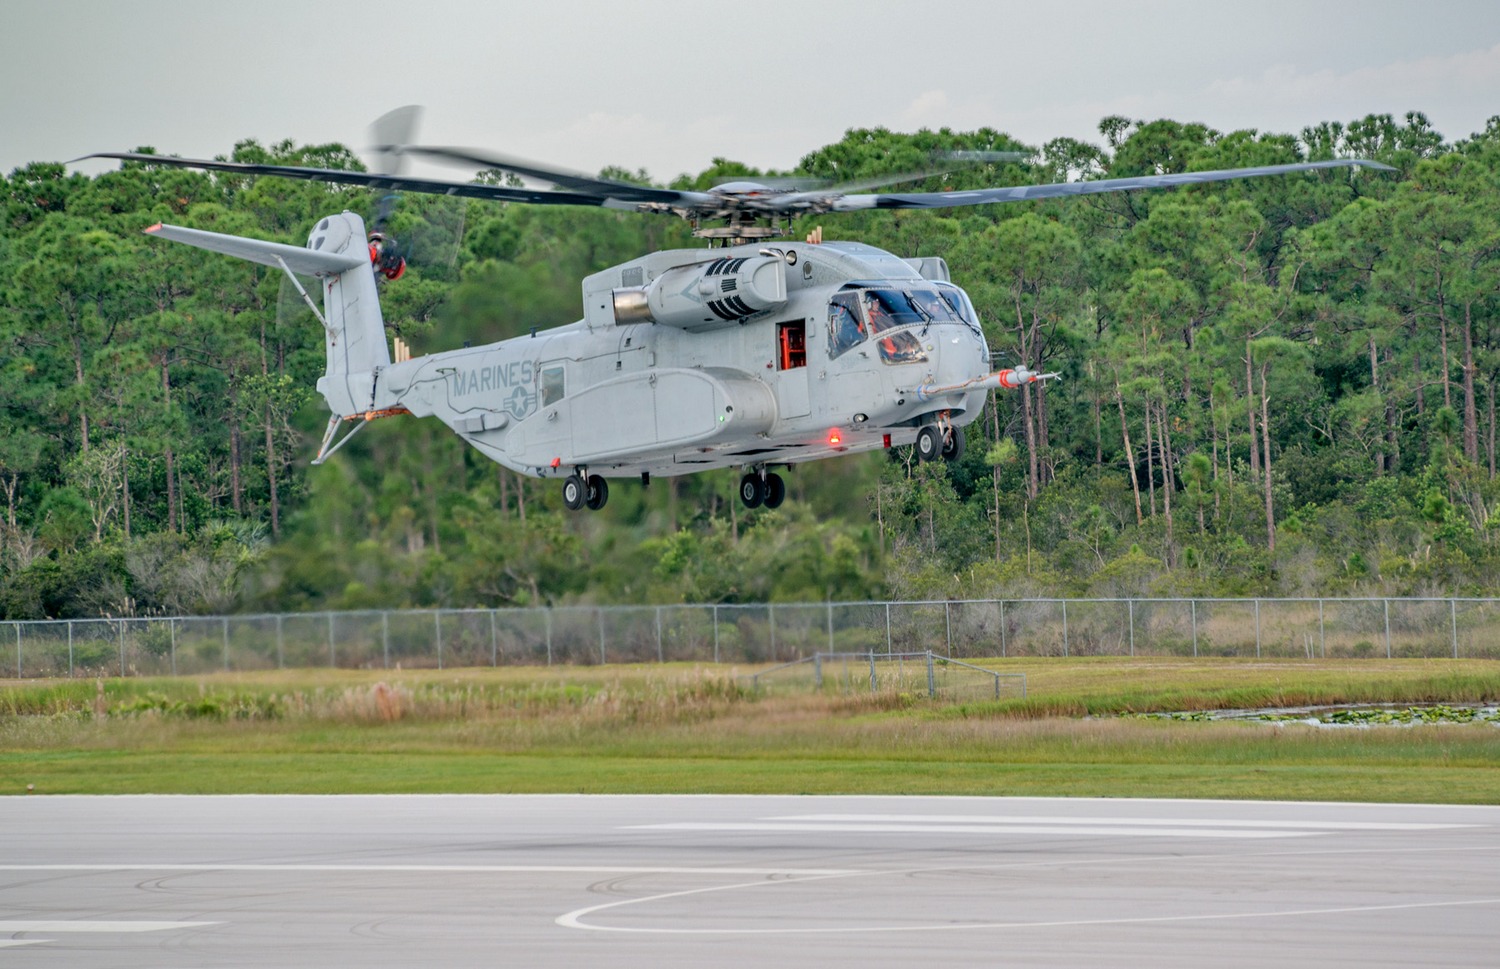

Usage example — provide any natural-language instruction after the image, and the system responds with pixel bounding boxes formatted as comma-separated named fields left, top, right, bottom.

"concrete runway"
left=1, top=794, right=1497, bottom=967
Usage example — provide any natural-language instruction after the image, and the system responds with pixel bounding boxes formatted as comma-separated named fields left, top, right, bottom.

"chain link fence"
left=742, top=651, right=1027, bottom=702
left=4, top=598, right=1499, bottom=678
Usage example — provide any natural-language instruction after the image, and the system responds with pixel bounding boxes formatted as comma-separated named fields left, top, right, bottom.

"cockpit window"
left=909, top=288, right=962, bottom=324
left=829, top=285, right=978, bottom=360
left=828, top=292, right=864, bottom=359
left=877, top=330, right=928, bottom=365
left=934, top=283, right=983, bottom=336
left=861, top=289, right=926, bottom=333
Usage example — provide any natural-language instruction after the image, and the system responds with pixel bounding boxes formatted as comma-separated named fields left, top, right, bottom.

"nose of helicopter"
left=931, top=324, right=989, bottom=382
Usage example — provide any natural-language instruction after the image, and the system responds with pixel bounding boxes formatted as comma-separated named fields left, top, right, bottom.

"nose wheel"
left=562, top=470, right=609, bottom=511
left=915, top=421, right=965, bottom=463
left=738, top=468, right=785, bottom=509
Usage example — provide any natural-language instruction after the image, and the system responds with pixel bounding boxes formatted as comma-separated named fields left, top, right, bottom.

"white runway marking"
left=558, top=888, right=1500, bottom=936
left=769, top=813, right=1484, bottom=832
left=630, top=821, right=1315, bottom=839
left=0, top=920, right=219, bottom=933
left=0, top=863, right=855, bottom=876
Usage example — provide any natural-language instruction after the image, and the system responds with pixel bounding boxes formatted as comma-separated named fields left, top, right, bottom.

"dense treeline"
left=2, top=110, right=1499, bottom=619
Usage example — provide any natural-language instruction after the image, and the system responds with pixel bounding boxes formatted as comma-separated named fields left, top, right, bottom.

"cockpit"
left=826, top=282, right=982, bottom=362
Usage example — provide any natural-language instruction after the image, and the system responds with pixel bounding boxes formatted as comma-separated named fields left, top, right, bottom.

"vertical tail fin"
left=144, top=212, right=390, bottom=416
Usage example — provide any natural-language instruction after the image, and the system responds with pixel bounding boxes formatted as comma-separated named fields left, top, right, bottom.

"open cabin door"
left=774, top=319, right=810, bottom=419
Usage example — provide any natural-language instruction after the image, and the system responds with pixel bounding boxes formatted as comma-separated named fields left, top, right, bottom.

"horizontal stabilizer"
left=144, top=222, right=366, bottom=276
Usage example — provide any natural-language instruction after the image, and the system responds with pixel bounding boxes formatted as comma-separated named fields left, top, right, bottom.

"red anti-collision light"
left=827, top=429, right=842, bottom=447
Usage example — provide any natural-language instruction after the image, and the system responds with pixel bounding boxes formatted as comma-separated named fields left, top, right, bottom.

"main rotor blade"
left=76, top=152, right=612, bottom=208
left=832, top=159, right=1395, bottom=211
left=401, top=145, right=705, bottom=207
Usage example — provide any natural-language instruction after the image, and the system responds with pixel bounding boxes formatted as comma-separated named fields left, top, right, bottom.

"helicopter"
left=83, top=119, right=1392, bottom=512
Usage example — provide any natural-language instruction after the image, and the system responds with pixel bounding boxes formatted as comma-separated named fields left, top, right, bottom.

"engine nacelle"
left=612, top=255, right=787, bottom=331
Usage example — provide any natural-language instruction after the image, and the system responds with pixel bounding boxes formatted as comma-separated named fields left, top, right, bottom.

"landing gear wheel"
left=562, top=474, right=586, bottom=511
left=941, top=425, right=965, bottom=462
left=739, top=472, right=766, bottom=509
left=585, top=474, right=609, bottom=511
left=915, top=425, right=942, bottom=462
left=763, top=472, right=786, bottom=509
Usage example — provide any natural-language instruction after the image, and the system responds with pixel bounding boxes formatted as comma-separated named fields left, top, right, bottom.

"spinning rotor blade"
left=831, top=158, right=1396, bottom=211
left=772, top=152, right=1033, bottom=206
left=402, top=145, right=707, bottom=207
left=77, top=152, right=612, bottom=209
left=367, top=104, right=422, bottom=176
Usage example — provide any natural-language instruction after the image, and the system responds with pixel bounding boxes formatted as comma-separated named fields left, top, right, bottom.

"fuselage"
left=371, top=239, right=993, bottom=479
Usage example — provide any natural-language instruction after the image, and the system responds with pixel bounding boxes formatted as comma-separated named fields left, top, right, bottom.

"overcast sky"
left=4, top=0, right=1499, bottom=183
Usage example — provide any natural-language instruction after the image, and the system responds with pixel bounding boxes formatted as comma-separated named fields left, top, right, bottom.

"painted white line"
left=628, top=822, right=1314, bottom=839
left=771, top=814, right=1482, bottom=832
left=0, top=921, right=218, bottom=933
left=560, top=887, right=1500, bottom=936
left=0, top=864, right=854, bottom=876
left=0, top=940, right=46, bottom=948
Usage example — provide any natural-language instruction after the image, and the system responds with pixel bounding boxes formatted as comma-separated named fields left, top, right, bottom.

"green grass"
left=3, top=658, right=1499, bottom=802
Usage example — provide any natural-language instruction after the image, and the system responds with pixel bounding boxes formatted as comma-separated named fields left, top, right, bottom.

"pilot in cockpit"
left=864, top=292, right=893, bottom=333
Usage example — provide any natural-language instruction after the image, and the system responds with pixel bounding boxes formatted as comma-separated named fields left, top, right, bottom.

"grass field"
left=3, top=658, right=1499, bottom=802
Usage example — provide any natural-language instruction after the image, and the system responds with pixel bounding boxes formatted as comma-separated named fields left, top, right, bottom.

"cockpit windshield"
left=828, top=284, right=982, bottom=360
left=909, top=288, right=962, bottom=324
left=860, top=289, right=927, bottom=333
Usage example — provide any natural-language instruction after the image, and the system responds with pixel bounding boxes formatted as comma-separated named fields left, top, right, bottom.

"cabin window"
left=778, top=321, right=807, bottom=370
left=541, top=365, right=565, bottom=406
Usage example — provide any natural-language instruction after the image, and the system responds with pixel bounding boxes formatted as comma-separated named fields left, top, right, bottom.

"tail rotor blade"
left=368, top=105, right=423, bottom=175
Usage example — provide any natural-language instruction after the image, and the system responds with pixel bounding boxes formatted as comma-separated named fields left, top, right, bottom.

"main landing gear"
left=915, top=421, right=965, bottom=463
left=562, top=469, right=609, bottom=511
left=738, top=468, right=786, bottom=510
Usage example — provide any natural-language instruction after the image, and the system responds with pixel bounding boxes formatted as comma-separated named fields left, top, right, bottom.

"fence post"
left=276, top=614, right=285, bottom=670
left=999, top=600, right=1007, bottom=658
left=435, top=611, right=444, bottom=670
left=118, top=619, right=125, bottom=677
left=170, top=618, right=177, bottom=676
left=884, top=603, right=892, bottom=655
left=769, top=604, right=777, bottom=660
left=868, top=651, right=877, bottom=693
left=328, top=612, right=336, bottom=668
left=712, top=604, right=719, bottom=664
left=827, top=601, right=834, bottom=654
left=1061, top=600, right=1069, bottom=657
left=1191, top=600, right=1198, bottom=657
left=68, top=620, right=74, bottom=677
left=545, top=608, right=553, bottom=666
left=16, top=622, right=22, bottom=678
left=1318, top=599, right=1325, bottom=659
left=1451, top=599, right=1459, bottom=659
left=1128, top=600, right=1135, bottom=657
left=926, top=650, right=936, bottom=698
left=944, top=602, right=952, bottom=657
left=1384, top=599, right=1392, bottom=659
left=655, top=606, right=663, bottom=663
left=598, top=608, right=606, bottom=665
left=490, top=610, right=498, bottom=667
left=1254, top=599, right=1261, bottom=659
left=221, top=617, right=228, bottom=671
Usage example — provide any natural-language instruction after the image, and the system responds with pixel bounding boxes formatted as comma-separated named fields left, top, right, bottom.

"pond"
left=1140, top=704, right=1500, bottom=727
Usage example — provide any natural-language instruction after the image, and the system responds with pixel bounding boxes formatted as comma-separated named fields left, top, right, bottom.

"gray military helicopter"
left=85, top=117, right=1391, bottom=512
